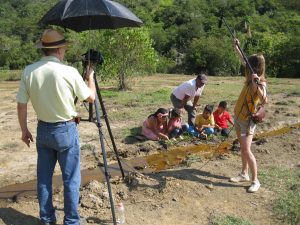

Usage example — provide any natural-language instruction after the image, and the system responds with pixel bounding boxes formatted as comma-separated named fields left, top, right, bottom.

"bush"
left=156, top=55, right=176, bottom=73
left=0, top=70, right=21, bottom=81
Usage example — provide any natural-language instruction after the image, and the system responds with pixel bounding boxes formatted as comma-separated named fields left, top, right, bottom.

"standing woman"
left=230, top=39, right=267, bottom=193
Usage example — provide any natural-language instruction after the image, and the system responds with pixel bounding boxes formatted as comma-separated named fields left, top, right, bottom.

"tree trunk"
left=118, top=70, right=127, bottom=90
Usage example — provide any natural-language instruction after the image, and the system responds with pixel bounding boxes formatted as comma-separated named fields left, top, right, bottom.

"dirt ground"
left=0, top=78, right=299, bottom=225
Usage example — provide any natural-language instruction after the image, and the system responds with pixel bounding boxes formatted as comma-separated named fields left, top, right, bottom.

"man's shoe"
left=41, top=210, right=58, bottom=225
left=229, top=173, right=250, bottom=183
left=248, top=180, right=261, bottom=193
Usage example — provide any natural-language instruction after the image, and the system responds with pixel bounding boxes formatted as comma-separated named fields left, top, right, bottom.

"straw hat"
left=35, top=29, right=70, bottom=49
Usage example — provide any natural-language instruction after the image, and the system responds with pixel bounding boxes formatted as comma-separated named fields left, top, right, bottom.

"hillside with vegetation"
left=0, top=0, right=299, bottom=81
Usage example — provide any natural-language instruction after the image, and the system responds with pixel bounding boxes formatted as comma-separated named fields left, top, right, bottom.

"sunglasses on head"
left=158, top=113, right=168, bottom=119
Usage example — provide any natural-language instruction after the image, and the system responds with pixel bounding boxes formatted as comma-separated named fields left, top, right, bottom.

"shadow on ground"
left=0, top=207, right=40, bottom=225
left=124, top=126, right=146, bottom=144
left=128, top=168, right=245, bottom=191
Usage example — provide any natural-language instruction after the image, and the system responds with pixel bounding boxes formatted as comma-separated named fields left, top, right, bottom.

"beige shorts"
left=234, top=118, right=256, bottom=136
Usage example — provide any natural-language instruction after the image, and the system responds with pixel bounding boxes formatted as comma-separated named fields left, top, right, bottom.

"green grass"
left=95, top=74, right=300, bottom=139
left=260, top=167, right=300, bottom=225
left=120, top=126, right=141, bottom=137
left=0, top=70, right=21, bottom=81
left=119, top=88, right=171, bottom=106
left=80, top=143, right=95, bottom=151
left=275, top=101, right=289, bottom=106
left=100, top=89, right=120, bottom=98
left=212, top=215, right=252, bottom=225
left=267, top=78, right=300, bottom=95
left=1, top=72, right=300, bottom=143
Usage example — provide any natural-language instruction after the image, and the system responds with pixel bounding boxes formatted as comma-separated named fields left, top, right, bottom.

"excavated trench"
left=0, top=123, right=299, bottom=201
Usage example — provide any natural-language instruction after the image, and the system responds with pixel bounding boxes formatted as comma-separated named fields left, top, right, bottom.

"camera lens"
left=83, top=49, right=104, bottom=65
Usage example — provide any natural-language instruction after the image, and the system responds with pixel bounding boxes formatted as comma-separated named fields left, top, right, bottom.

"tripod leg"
left=94, top=94, right=117, bottom=225
left=94, top=75, right=125, bottom=178
left=88, top=103, right=93, bottom=122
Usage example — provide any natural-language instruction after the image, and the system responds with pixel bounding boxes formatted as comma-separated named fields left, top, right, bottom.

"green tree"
left=272, top=36, right=300, bottom=77
left=244, top=31, right=288, bottom=76
left=1, top=0, right=300, bottom=78
left=185, top=36, right=240, bottom=76
left=86, top=28, right=157, bottom=90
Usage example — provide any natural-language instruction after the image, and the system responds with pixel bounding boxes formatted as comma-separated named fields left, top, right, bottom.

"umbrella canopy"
left=39, top=0, right=143, bottom=32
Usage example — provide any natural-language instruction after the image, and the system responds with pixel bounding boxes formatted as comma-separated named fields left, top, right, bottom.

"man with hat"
left=170, top=74, right=207, bottom=126
left=16, top=29, right=95, bottom=225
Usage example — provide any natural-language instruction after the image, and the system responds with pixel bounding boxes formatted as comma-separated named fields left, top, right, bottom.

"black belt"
left=38, top=118, right=76, bottom=124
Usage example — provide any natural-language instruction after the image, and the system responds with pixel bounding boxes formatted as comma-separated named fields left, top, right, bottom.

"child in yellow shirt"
left=195, top=105, right=215, bottom=138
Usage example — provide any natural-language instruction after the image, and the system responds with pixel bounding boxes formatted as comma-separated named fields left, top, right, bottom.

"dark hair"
left=149, top=108, right=168, bottom=118
left=218, top=101, right=227, bottom=108
left=196, top=73, right=207, bottom=83
left=204, top=105, right=213, bottom=114
left=169, top=108, right=181, bottom=118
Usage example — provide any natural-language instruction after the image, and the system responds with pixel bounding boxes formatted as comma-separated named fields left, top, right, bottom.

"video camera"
left=82, top=49, right=104, bottom=66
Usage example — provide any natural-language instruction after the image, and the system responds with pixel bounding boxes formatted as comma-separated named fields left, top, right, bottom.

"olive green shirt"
left=16, top=56, right=91, bottom=122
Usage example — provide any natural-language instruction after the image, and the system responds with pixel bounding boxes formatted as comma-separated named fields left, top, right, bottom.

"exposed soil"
left=0, top=78, right=299, bottom=225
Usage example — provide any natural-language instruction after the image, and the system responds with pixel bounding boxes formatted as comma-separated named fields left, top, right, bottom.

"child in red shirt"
left=213, top=101, right=234, bottom=137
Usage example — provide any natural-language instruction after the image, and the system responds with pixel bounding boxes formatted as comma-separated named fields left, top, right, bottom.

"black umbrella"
left=39, top=0, right=143, bottom=32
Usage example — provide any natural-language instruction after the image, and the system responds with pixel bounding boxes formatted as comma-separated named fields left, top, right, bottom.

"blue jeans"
left=170, top=128, right=183, bottom=138
left=186, top=125, right=214, bottom=137
left=203, top=127, right=214, bottom=135
left=214, top=128, right=230, bottom=136
left=36, top=121, right=81, bottom=225
left=186, top=125, right=200, bottom=137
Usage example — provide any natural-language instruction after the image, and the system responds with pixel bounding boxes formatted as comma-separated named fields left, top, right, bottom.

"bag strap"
left=245, top=85, right=254, bottom=117
left=259, top=84, right=267, bottom=106
left=250, top=83, right=267, bottom=112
